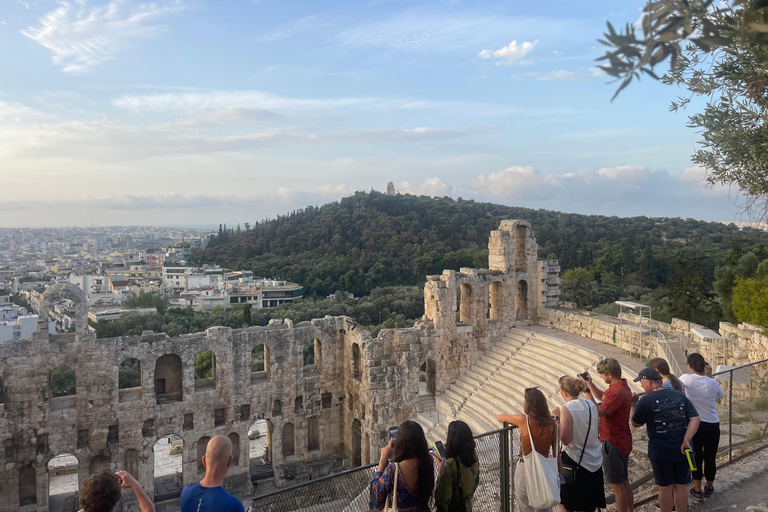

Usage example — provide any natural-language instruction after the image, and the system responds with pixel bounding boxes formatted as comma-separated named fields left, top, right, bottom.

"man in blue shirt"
left=631, top=368, right=700, bottom=512
left=180, top=435, right=245, bottom=512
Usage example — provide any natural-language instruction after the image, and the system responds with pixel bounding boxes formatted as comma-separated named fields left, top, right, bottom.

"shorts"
left=602, top=441, right=629, bottom=484
left=650, top=460, right=691, bottom=486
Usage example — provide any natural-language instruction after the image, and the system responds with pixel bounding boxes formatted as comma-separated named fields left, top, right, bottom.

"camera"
left=388, top=426, right=398, bottom=442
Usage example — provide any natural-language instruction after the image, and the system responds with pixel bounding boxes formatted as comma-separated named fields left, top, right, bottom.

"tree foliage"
left=50, top=366, right=76, bottom=397
left=118, top=359, right=141, bottom=389
left=195, top=351, right=214, bottom=379
left=733, top=275, right=768, bottom=326
left=123, top=290, right=168, bottom=314
left=599, top=0, right=768, bottom=219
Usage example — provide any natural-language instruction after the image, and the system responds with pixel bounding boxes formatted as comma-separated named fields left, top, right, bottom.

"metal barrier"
left=249, top=425, right=521, bottom=512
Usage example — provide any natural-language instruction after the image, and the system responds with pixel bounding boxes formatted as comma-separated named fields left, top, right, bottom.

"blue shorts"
left=650, top=460, right=691, bottom=486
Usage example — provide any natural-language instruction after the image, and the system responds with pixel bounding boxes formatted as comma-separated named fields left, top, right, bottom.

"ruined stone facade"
left=0, top=220, right=559, bottom=511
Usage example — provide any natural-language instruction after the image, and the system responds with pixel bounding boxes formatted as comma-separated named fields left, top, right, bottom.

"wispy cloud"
left=478, top=40, right=537, bottom=66
left=21, top=0, right=187, bottom=74
left=537, top=67, right=604, bottom=81
left=397, top=177, right=451, bottom=197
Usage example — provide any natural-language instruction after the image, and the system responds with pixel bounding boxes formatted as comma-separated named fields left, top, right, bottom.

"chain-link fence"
left=249, top=426, right=521, bottom=512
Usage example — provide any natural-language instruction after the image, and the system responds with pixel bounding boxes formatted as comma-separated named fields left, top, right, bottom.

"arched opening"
left=124, top=449, right=139, bottom=479
left=118, top=358, right=142, bottom=402
left=303, top=339, right=315, bottom=366
left=155, top=354, right=182, bottom=404
left=47, top=454, right=78, bottom=512
left=228, top=433, right=240, bottom=466
left=515, top=225, right=527, bottom=272
left=489, top=281, right=504, bottom=321
left=282, top=423, right=295, bottom=457
left=314, top=339, right=322, bottom=370
left=427, top=359, right=436, bottom=396
left=459, top=283, right=472, bottom=324
left=89, top=455, right=109, bottom=474
left=251, top=344, right=269, bottom=383
left=351, top=419, right=362, bottom=467
left=50, top=365, right=76, bottom=410
left=364, top=432, right=370, bottom=464
left=196, top=436, right=210, bottom=473
left=153, top=435, right=183, bottom=501
left=294, top=396, right=303, bottom=413
left=248, top=419, right=273, bottom=481
left=272, top=399, right=282, bottom=416
left=0, top=376, right=5, bottom=405
left=352, top=344, right=361, bottom=380
left=516, top=280, right=528, bottom=320
left=19, top=464, right=37, bottom=507
left=194, top=350, right=216, bottom=392
left=308, top=417, right=320, bottom=452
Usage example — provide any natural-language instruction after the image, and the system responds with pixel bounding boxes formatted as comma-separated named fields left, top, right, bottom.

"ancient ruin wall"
left=0, top=220, right=559, bottom=511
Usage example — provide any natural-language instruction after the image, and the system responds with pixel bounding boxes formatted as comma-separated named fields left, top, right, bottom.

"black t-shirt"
left=632, top=388, right=699, bottom=462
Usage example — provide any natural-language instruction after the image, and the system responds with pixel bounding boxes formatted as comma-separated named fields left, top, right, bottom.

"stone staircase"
left=415, top=328, right=644, bottom=443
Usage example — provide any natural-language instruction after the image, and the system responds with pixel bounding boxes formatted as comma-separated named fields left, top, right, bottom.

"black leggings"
left=692, top=421, right=720, bottom=482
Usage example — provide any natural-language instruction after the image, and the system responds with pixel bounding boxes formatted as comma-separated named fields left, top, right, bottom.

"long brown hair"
left=445, top=420, right=476, bottom=467
left=392, top=420, right=434, bottom=510
left=648, top=358, right=683, bottom=391
left=524, top=387, right=555, bottom=427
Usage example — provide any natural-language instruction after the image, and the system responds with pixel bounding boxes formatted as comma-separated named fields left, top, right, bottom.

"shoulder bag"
left=447, top=459, right=468, bottom=512
left=523, top=415, right=561, bottom=509
left=383, top=462, right=400, bottom=512
left=561, top=398, right=592, bottom=484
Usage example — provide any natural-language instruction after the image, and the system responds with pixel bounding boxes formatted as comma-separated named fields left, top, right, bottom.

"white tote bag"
left=523, top=415, right=561, bottom=509
left=383, top=462, right=400, bottom=512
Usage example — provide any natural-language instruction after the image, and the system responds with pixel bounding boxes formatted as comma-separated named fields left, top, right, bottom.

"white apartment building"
left=162, top=266, right=194, bottom=288
left=0, top=313, right=37, bottom=342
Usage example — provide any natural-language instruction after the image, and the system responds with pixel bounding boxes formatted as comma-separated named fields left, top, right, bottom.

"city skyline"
left=0, top=0, right=747, bottom=226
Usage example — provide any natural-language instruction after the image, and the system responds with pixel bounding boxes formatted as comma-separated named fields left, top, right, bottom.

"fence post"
left=729, top=370, right=734, bottom=463
left=501, top=423, right=510, bottom=512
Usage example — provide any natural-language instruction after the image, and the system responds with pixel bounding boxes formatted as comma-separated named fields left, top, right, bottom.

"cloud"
left=477, top=40, right=537, bottom=66
left=397, top=177, right=451, bottom=197
left=0, top=100, right=54, bottom=123
left=21, top=0, right=187, bottom=74
left=316, top=184, right=352, bottom=197
left=537, top=67, right=605, bottom=81
left=470, top=166, right=559, bottom=197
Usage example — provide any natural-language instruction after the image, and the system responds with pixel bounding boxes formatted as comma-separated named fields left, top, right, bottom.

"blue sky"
left=0, top=0, right=746, bottom=227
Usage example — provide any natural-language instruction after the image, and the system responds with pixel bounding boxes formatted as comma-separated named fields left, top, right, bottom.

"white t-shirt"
left=562, top=398, right=602, bottom=472
left=680, top=373, right=724, bottom=423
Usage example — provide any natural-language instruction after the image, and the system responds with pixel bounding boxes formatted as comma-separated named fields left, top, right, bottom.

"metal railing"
left=249, top=425, right=521, bottom=512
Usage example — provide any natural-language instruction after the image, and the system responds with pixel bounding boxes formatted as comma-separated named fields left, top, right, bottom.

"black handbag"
left=447, top=459, right=468, bottom=512
left=561, top=399, right=592, bottom=484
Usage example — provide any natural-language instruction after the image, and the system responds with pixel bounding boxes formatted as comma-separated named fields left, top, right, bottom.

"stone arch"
left=194, top=350, right=216, bottom=391
left=248, top=418, right=273, bottom=473
left=124, top=449, right=139, bottom=478
left=89, top=454, right=110, bottom=474
left=489, top=281, right=504, bottom=321
left=352, top=343, right=361, bottom=380
left=251, top=344, right=269, bottom=382
left=282, top=423, right=295, bottom=457
left=47, top=454, right=79, bottom=508
left=196, top=436, right=210, bottom=472
left=39, top=283, right=89, bottom=339
left=459, top=283, right=472, bottom=324
left=153, top=435, right=183, bottom=501
left=307, top=416, right=320, bottom=452
left=228, top=432, right=240, bottom=466
left=351, top=419, right=362, bottom=467
left=155, top=354, right=182, bottom=404
left=516, top=280, right=529, bottom=320
left=426, top=359, right=436, bottom=396
left=19, top=464, right=37, bottom=506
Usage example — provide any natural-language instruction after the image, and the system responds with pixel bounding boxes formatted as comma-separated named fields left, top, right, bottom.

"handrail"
left=251, top=425, right=518, bottom=501
left=711, top=356, right=768, bottom=377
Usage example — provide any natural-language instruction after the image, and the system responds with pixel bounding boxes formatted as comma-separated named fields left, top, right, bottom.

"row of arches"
left=454, top=280, right=529, bottom=324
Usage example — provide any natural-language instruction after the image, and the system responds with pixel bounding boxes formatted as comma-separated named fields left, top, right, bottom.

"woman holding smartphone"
left=433, top=420, right=480, bottom=512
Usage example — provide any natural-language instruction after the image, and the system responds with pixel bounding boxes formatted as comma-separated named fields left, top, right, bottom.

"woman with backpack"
left=433, top=420, right=480, bottom=512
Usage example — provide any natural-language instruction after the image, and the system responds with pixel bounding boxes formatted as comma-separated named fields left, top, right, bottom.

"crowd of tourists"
left=368, top=353, right=724, bottom=512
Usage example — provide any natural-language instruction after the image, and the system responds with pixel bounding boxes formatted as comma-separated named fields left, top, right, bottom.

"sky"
left=0, top=0, right=749, bottom=227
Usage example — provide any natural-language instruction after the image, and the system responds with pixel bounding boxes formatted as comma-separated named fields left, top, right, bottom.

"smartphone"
left=432, top=440, right=446, bottom=459
left=684, top=448, right=697, bottom=472
left=578, top=372, right=590, bottom=380
left=389, top=426, right=398, bottom=442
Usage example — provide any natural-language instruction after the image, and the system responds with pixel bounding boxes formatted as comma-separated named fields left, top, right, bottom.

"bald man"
left=180, top=435, right=245, bottom=512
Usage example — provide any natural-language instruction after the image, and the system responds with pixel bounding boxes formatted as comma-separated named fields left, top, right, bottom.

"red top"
left=599, top=379, right=633, bottom=454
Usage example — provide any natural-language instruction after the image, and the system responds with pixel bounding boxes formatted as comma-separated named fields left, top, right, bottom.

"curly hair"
left=79, top=468, right=121, bottom=512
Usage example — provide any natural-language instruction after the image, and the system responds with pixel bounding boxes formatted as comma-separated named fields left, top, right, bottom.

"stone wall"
left=0, top=220, right=560, bottom=511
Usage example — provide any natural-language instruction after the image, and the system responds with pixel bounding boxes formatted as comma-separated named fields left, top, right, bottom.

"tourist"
left=679, top=352, right=724, bottom=501
left=433, top=420, right=480, bottom=512
left=581, top=358, right=634, bottom=512
left=78, top=468, right=155, bottom=512
left=631, top=367, right=700, bottom=512
left=497, top=387, right=561, bottom=512
left=648, top=357, right=685, bottom=392
left=180, top=435, right=244, bottom=512
left=552, top=376, right=605, bottom=512
left=370, top=420, right=435, bottom=512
